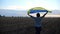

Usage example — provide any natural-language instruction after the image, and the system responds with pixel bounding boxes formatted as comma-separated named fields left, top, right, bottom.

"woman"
left=28, top=11, right=48, bottom=34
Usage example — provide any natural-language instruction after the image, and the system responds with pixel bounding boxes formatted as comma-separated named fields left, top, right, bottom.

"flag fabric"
left=27, top=7, right=52, bottom=14
left=30, top=10, right=48, bottom=14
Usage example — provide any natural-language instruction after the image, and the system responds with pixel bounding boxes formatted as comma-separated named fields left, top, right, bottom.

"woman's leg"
left=35, top=27, right=41, bottom=34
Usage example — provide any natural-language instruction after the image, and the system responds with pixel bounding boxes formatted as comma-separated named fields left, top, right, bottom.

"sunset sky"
left=0, top=0, right=60, bottom=17
left=0, top=0, right=60, bottom=10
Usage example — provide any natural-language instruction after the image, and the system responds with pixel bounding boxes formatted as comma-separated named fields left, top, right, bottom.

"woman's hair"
left=36, top=13, right=40, bottom=17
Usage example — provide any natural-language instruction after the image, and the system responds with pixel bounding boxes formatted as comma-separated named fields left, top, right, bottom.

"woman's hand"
left=41, top=11, right=48, bottom=18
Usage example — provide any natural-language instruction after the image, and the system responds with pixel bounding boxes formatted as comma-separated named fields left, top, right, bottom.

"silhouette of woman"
left=28, top=11, right=48, bottom=34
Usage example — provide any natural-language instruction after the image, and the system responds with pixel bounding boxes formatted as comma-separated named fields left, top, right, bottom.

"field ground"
left=0, top=17, right=60, bottom=34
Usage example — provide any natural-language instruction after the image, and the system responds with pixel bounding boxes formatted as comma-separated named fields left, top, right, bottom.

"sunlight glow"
left=30, top=13, right=60, bottom=17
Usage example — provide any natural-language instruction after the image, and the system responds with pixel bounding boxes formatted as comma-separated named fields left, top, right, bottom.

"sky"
left=0, top=0, right=60, bottom=10
left=0, top=0, right=60, bottom=17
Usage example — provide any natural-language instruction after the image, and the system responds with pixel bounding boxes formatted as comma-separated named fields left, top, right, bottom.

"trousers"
left=35, top=27, right=42, bottom=34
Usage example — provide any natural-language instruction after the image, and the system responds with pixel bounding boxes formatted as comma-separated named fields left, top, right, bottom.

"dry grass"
left=0, top=17, right=60, bottom=34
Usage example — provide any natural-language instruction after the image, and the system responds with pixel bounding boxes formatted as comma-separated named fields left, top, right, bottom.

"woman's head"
left=36, top=13, right=40, bottom=17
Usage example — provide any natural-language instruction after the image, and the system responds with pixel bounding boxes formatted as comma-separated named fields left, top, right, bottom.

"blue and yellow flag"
left=28, top=7, right=52, bottom=14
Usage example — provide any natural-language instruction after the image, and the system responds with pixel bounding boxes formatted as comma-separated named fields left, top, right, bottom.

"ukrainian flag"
left=28, top=7, right=52, bottom=14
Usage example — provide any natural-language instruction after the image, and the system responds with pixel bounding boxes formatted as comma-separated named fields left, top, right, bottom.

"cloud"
left=0, top=5, right=34, bottom=10
left=0, top=6, right=22, bottom=10
left=0, top=0, right=59, bottom=10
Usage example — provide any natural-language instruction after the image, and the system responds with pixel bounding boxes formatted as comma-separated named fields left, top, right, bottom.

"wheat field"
left=0, top=17, right=60, bottom=34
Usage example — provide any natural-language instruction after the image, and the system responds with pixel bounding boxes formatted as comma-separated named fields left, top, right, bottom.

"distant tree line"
left=0, top=15, right=5, bottom=17
left=0, top=15, right=27, bottom=17
left=0, top=15, right=16, bottom=17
